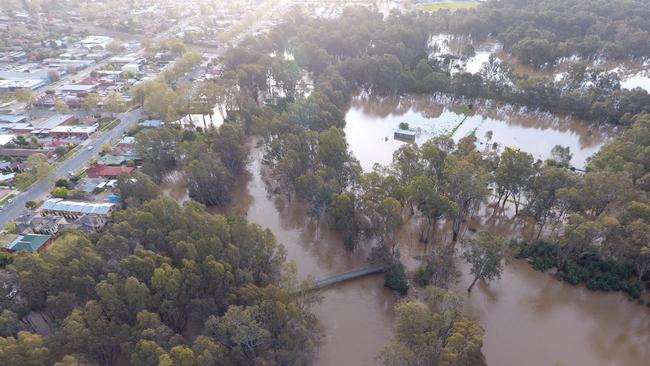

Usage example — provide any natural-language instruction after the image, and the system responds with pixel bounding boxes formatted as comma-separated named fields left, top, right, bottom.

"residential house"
left=40, top=198, right=116, bottom=219
left=3, top=234, right=52, bottom=253
left=86, top=164, right=134, bottom=179
left=97, top=154, right=129, bottom=166
left=70, top=214, right=107, bottom=233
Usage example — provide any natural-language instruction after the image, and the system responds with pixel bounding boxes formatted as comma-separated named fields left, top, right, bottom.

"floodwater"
left=621, top=70, right=650, bottom=92
left=162, top=138, right=648, bottom=365
left=429, top=34, right=502, bottom=75
left=229, top=147, right=396, bottom=366
left=345, top=94, right=609, bottom=170
left=218, top=145, right=650, bottom=366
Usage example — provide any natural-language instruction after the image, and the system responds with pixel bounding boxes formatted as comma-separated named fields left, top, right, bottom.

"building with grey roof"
left=40, top=198, right=116, bottom=219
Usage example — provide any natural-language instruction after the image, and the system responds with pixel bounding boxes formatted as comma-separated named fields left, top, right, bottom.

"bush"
left=384, top=262, right=409, bottom=295
left=51, top=186, right=69, bottom=198
left=558, top=261, right=590, bottom=285
left=0, top=252, right=11, bottom=268
left=514, top=240, right=557, bottom=271
left=55, top=178, right=71, bottom=188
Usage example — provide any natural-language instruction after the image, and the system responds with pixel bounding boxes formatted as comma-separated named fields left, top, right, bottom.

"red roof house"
left=86, top=164, right=134, bottom=178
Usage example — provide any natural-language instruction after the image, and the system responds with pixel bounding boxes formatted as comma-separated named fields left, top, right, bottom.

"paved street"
left=0, top=108, right=142, bottom=226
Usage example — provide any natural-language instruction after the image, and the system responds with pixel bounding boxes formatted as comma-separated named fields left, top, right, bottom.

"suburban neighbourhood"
left=0, top=0, right=294, bottom=252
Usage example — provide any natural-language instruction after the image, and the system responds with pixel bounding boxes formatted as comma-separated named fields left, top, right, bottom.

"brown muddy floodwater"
left=164, top=135, right=648, bottom=364
left=345, top=94, right=610, bottom=170
left=218, top=146, right=649, bottom=366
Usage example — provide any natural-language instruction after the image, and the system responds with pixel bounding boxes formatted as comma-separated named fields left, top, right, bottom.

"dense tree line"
left=434, top=0, right=650, bottom=67
left=0, top=199, right=318, bottom=365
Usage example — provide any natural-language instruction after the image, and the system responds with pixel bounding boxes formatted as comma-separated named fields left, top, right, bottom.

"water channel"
left=163, top=95, right=649, bottom=366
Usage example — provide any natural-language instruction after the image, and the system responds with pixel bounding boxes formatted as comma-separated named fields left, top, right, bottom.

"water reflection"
left=345, top=94, right=610, bottom=170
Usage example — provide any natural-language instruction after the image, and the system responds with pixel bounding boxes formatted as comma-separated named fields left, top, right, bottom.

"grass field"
left=416, top=1, right=480, bottom=12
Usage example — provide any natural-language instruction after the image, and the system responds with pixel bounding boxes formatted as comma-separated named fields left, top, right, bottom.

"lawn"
left=416, top=1, right=480, bottom=12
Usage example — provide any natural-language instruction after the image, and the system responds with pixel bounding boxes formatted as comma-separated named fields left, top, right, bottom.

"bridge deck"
left=313, top=265, right=386, bottom=289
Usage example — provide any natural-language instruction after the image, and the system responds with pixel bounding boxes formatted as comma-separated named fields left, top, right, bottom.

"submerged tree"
left=462, top=231, right=506, bottom=292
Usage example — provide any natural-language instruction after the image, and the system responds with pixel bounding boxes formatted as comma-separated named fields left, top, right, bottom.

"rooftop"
left=0, top=115, right=27, bottom=124
left=7, top=234, right=51, bottom=253
left=41, top=198, right=115, bottom=215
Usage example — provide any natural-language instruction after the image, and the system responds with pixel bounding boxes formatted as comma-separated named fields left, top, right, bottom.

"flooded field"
left=622, top=69, right=650, bottom=92
left=429, top=34, right=502, bottom=75
left=345, top=94, right=609, bottom=170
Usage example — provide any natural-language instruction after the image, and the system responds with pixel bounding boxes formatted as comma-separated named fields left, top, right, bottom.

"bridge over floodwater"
left=312, top=265, right=387, bottom=289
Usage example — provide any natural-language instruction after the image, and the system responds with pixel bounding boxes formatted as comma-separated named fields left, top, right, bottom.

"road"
left=0, top=108, right=142, bottom=225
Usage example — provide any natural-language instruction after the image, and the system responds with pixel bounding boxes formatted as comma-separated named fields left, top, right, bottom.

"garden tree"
left=47, top=70, right=60, bottom=81
left=116, top=171, right=161, bottom=207
left=103, top=92, right=127, bottom=116
left=55, top=99, right=70, bottom=113
left=0, top=310, right=18, bottom=337
left=0, top=332, right=50, bottom=366
left=135, top=128, right=181, bottom=182
left=106, top=40, right=124, bottom=54
left=462, top=231, right=506, bottom=292
left=186, top=153, right=234, bottom=207
left=443, top=137, right=490, bottom=242
left=378, top=287, right=485, bottom=366
left=81, top=93, right=101, bottom=114
left=51, top=186, right=69, bottom=198
left=13, top=88, right=36, bottom=109
left=15, top=153, right=50, bottom=190
left=494, top=147, right=537, bottom=214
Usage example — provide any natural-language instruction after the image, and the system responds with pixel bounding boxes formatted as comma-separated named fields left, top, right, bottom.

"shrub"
left=384, top=262, right=409, bottom=295
left=558, top=261, right=590, bottom=285
left=51, top=186, right=69, bottom=198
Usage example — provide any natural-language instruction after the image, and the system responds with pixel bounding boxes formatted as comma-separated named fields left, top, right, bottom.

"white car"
left=86, top=145, right=93, bottom=151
